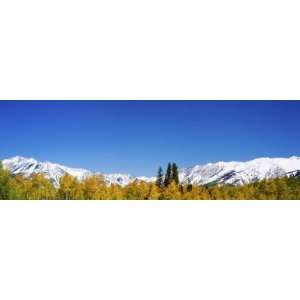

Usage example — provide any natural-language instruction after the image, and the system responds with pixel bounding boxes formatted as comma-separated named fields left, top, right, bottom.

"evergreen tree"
left=1, top=159, right=300, bottom=200
left=164, top=163, right=172, bottom=187
left=171, top=163, right=179, bottom=184
left=186, top=178, right=193, bottom=192
left=156, top=166, right=164, bottom=188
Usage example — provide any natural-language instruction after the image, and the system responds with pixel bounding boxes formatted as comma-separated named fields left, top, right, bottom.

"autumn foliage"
left=0, top=162, right=300, bottom=200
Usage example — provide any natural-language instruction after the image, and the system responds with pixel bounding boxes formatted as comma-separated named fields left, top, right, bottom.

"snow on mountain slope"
left=180, top=156, right=300, bottom=185
left=99, top=173, right=135, bottom=186
left=2, top=156, right=155, bottom=187
left=2, top=156, right=93, bottom=187
left=2, top=156, right=140, bottom=187
left=2, top=155, right=300, bottom=187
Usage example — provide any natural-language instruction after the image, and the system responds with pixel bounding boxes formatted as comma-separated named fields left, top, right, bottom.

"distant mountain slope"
left=179, top=156, right=300, bottom=185
left=1, top=156, right=135, bottom=187
left=2, top=156, right=300, bottom=187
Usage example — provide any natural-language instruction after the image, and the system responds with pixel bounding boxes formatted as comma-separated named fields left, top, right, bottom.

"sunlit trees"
left=124, top=181, right=138, bottom=200
left=209, top=186, right=223, bottom=200
left=8, top=173, right=56, bottom=200
left=182, top=184, right=210, bottom=200
left=9, top=173, right=55, bottom=200
left=107, top=184, right=124, bottom=200
left=82, top=175, right=107, bottom=200
left=30, top=174, right=56, bottom=200
left=58, top=174, right=84, bottom=200
left=162, top=181, right=181, bottom=200
left=8, top=175, right=32, bottom=199
left=0, top=162, right=11, bottom=199
left=59, top=174, right=75, bottom=200
left=146, top=182, right=160, bottom=200
left=124, top=180, right=149, bottom=200
left=1, top=159, right=300, bottom=200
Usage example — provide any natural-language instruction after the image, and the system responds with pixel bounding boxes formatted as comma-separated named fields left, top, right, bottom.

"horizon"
left=1, top=154, right=300, bottom=177
left=1, top=100, right=300, bottom=176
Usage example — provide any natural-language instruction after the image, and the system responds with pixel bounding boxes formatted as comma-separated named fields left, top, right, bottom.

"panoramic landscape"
left=0, top=100, right=300, bottom=200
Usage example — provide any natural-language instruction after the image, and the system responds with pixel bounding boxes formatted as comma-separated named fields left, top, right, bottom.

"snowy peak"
left=99, top=173, right=135, bottom=186
left=2, top=156, right=149, bottom=187
left=2, top=156, right=92, bottom=187
left=180, top=156, right=300, bottom=185
left=2, top=155, right=300, bottom=187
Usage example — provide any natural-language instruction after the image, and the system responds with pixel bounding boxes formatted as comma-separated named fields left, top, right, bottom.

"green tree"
left=156, top=166, right=164, bottom=188
left=164, top=163, right=172, bottom=187
left=171, top=163, right=179, bottom=184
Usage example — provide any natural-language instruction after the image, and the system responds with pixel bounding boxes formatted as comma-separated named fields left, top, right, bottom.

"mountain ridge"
left=2, top=155, right=300, bottom=187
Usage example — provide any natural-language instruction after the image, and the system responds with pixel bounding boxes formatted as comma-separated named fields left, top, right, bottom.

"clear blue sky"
left=0, top=100, right=299, bottom=176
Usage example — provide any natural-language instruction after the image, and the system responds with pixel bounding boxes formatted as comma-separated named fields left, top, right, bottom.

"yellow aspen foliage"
left=275, top=178, right=288, bottom=199
left=59, top=174, right=78, bottom=200
left=146, top=183, right=160, bottom=200
left=0, top=163, right=12, bottom=199
left=82, top=175, right=107, bottom=200
left=240, top=185, right=255, bottom=199
left=1, top=161, right=300, bottom=200
left=162, top=181, right=181, bottom=200
left=108, top=184, right=124, bottom=200
left=7, top=175, right=24, bottom=199
left=30, top=173, right=56, bottom=200
left=183, top=185, right=210, bottom=200
left=209, top=186, right=224, bottom=200
left=124, top=180, right=147, bottom=199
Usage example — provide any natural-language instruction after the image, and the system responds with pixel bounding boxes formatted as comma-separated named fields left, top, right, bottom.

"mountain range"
left=2, top=156, right=300, bottom=187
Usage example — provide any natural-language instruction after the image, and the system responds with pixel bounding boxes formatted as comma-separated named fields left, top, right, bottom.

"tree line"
left=156, top=162, right=179, bottom=188
left=0, top=162, right=300, bottom=200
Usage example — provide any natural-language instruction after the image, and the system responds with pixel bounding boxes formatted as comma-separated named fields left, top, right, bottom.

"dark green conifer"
left=171, top=163, right=179, bottom=184
left=156, top=166, right=164, bottom=188
left=164, top=163, right=172, bottom=187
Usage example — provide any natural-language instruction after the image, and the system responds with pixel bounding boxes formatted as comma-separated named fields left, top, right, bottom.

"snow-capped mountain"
left=179, top=156, right=300, bottom=185
left=1, top=156, right=300, bottom=187
left=1, top=156, right=137, bottom=187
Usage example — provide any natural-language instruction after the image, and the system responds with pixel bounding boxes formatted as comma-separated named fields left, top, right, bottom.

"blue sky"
left=0, top=100, right=299, bottom=176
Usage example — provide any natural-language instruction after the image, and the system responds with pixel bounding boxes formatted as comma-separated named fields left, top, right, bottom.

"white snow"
left=2, top=156, right=92, bottom=187
left=180, top=156, right=300, bottom=185
left=2, top=155, right=300, bottom=187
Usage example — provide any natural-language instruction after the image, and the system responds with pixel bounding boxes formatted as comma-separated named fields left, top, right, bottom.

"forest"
left=0, top=162, right=300, bottom=200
